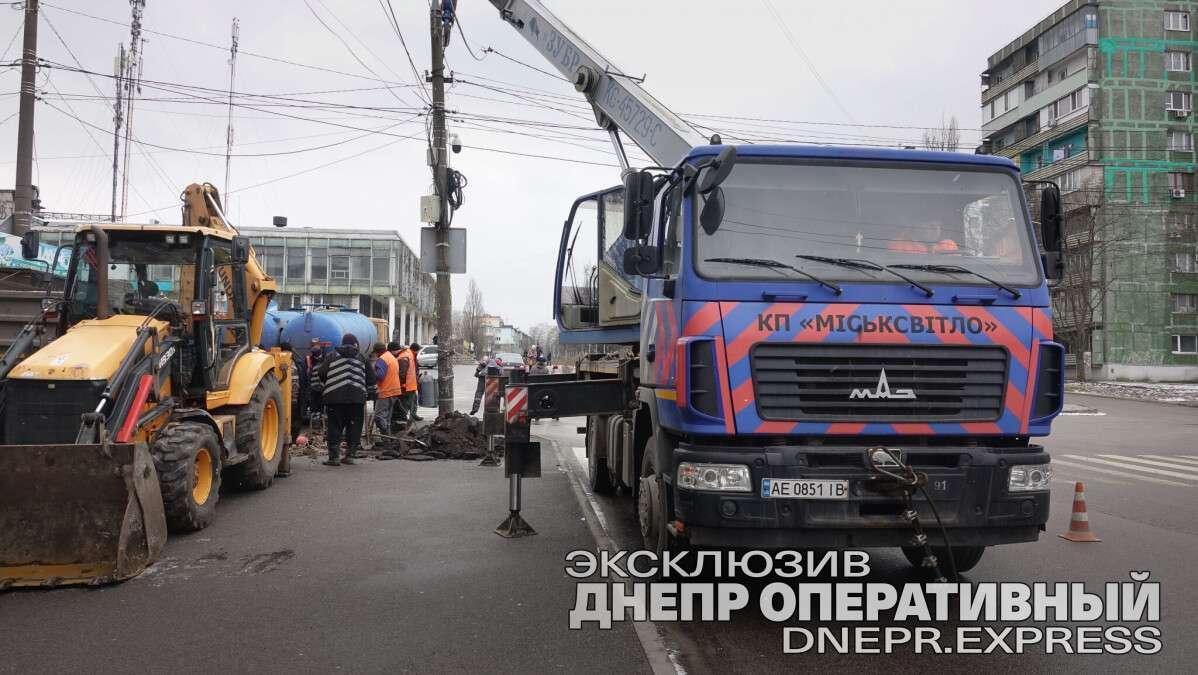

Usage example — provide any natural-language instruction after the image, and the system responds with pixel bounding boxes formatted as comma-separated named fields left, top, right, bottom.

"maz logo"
left=849, top=369, right=916, bottom=400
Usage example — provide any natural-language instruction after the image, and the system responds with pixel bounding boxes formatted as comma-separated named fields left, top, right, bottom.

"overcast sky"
left=0, top=0, right=1063, bottom=331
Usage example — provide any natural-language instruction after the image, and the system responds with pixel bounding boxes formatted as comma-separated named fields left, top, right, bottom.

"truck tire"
left=229, top=374, right=286, bottom=491
left=152, top=421, right=221, bottom=532
left=637, top=436, right=672, bottom=556
left=586, top=416, right=613, bottom=494
left=901, top=545, right=986, bottom=574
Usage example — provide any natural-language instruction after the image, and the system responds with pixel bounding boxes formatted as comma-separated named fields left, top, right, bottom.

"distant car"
left=417, top=345, right=438, bottom=369
left=493, top=352, right=526, bottom=372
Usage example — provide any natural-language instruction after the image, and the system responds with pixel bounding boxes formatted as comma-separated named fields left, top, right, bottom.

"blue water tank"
left=262, top=305, right=378, bottom=357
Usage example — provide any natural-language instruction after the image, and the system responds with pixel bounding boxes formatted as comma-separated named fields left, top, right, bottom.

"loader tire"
left=229, top=373, right=286, bottom=491
left=152, top=421, right=221, bottom=532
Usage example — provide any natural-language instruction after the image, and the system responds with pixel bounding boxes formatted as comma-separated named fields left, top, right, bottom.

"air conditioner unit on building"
left=1045, top=118, right=1057, bottom=129
left=1172, top=188, right=1187, bottom=198
left=1175, top=109, right=1190, bottom=119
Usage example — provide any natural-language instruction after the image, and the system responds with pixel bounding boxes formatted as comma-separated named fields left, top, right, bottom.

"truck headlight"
left=677, top=462, right=751, bottom=492
left=1008, top=463, right=1052, bottom=492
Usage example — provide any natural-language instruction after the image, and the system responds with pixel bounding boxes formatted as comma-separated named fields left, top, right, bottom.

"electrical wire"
left=304, top=0, right=417, bottom=110
left=379, top=0, right=431, bottom=104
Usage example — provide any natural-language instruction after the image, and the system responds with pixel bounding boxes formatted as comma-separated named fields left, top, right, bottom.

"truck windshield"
left=69, top=232, right=196, bottom=320
left=693, top=161, right=1040, bottom=288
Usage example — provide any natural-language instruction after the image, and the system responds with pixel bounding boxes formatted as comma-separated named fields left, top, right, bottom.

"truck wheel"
left=152, top=421, right=222, bottom=532
left=901, top=545, right=986, bottom=574
left=637, top=437, right=671, bottom=556
left=586, top=416, right=613, bottom=494
left=229, top=374, right=286, bottom=490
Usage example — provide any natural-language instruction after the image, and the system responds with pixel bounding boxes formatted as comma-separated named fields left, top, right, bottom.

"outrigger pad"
left=0, top=442, right=167, bottom=589
left=494, top=511, right=537, bottom=538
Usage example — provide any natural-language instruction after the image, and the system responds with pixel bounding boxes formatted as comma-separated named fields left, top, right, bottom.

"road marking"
left=1051, top=458, right=1190, bottom=487
left=1141, top=454, right=1198, bottom=467
left=1061, top=455, right=1198, bottom=484
left=1051, top=475, right=1129, bottom=487
left=1096, top=454, right=1198, bottom=478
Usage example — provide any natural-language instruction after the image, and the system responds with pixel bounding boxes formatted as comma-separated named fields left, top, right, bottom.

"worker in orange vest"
left=373, top=342, right=403, bottom=435
left=391, top=342, right=420, bottom=429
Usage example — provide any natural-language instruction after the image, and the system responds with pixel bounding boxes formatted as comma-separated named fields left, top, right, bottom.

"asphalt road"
left=3, top=369, right=1193, bottom=674
left=0, top=365, right=649, bottom=675
left=537, top=393, right=1198, bottom=673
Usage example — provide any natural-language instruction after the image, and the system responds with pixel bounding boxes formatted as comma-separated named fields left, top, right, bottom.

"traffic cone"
left=1058, top=481, right=1101, bottom=542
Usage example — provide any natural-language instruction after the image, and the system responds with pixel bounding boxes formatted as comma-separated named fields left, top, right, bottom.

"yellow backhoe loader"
left=0, top=183, right=291, bottom=588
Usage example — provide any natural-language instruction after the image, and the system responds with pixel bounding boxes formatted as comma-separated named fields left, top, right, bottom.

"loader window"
left=202, top=242, right=249, bottom=390
left=67, top=234, right=195, bottom=323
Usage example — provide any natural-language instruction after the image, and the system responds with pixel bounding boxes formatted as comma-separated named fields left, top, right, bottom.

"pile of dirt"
left=377, top=412, right=488, bottom=461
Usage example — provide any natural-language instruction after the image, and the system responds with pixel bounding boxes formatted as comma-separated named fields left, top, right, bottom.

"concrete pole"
left=388, top=296, right=395, bottom=342
left=429, top=1, right=454, bottom=415
left=12, top=0, right=39, bottom=236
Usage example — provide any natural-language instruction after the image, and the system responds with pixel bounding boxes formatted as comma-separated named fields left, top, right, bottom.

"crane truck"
left=489, top=0, right=1065, bottom=572
left=0, top=183, right=292, bottom=587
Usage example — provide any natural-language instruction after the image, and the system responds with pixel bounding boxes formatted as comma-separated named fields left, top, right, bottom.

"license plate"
left=761, top=478, right=849, bottom=500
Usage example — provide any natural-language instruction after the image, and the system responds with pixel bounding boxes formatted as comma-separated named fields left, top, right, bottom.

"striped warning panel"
left=506, top=385, right=528, bottom=423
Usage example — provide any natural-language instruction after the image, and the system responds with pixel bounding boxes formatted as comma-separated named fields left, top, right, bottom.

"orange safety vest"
left=396, top=349, right=418, bottom=392
left=377, top=350, right=403, bottom=398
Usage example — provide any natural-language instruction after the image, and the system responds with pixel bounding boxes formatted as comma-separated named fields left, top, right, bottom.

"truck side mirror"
left=1039, top=184, right=1062, bottom=253
left=622, top=245, right=660, bottom=276
left=231, top=235, right=251, bottom=264
left=20, top=231, right=40, bottom=260
left=622, top=170, right=655, bottom=240
left=697, top=146, right=737, bottom=194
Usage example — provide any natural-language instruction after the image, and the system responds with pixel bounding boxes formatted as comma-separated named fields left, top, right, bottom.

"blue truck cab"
left=549, top=144, right=1065, bottom=570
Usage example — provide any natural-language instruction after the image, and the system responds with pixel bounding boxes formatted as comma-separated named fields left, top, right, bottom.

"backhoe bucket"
left=0, top=442, right=167, bottom=589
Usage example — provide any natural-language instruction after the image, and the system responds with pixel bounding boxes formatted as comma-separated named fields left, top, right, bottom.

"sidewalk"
left=1066, top=380, right=1198, bottom=407
left=0, top=450, right=650, bottom=673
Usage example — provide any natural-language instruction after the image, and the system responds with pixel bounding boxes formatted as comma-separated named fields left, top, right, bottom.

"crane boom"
left=488, top=0, right=708, bottom=168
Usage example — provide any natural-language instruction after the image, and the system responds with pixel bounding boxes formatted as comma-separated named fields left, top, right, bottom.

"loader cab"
left=61, top=228, right=251, bottom=395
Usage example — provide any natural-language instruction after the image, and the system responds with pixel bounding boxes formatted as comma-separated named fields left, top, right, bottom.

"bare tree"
left=1033, top=177, right=1130, bottom=381
left=922, top=116, right=961, bottom=152
left=457, top=279, right=487, bottom=359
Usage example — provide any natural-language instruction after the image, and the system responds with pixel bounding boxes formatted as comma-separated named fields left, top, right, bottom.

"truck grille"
left=751, top=344, right=1007, bottom=422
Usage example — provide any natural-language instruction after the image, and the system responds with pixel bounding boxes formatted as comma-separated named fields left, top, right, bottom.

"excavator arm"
left=488, top=0, right=707, bottom=169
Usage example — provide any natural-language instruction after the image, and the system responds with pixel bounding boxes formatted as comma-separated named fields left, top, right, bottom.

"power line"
left=760, top=0, right=855, bottom=123
left=303, top=0, right=417, bottom=110
left=379, top=0, right=431, bottom=104
left=39, top=2, right=413, bottom=87
left=480, top=47, right=567, bottom=82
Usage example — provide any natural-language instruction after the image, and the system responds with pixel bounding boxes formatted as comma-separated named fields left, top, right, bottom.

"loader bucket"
left=0, top=442, right=167, bottom=589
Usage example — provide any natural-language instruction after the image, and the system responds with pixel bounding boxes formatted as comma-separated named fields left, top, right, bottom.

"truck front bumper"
left=672, top=442, right=1050, bottom=549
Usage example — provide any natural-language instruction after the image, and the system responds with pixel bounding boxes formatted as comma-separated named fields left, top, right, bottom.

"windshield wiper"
left=795, top=255, right=933, bottom=298
left=890, top=263, right=1021, bottom=299
left=705, top=257, right=842, bottom=295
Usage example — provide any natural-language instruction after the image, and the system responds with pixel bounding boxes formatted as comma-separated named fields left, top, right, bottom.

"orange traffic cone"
left=1058, top=481, right=1101, bottom=542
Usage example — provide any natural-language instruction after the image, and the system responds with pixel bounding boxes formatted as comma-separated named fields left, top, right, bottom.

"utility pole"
left=11, top=0, right=39, bottom=236
left=119, top=0, right=146, bottom=220
left=111, top=44, right=125, bottom=223
left=223, top=17, right=239, bottom=202
left=429, top=1, right=454, bottom=416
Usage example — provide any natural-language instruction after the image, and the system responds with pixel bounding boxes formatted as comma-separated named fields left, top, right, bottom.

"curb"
left=1066, top=389, right=1198, bottom=409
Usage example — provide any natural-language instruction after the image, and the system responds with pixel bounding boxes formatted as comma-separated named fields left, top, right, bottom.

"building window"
left=1166, top=51, right=1192, bottom=72
left=1166, top=11, right=1190, bottom=32
left=1171, top=252, right=1197, bottom=272
left=330, top=254, right=349, bottom=281
left=257, top=245, right=284, bottom=278
left=350, top=254, right=370, bottom=282
left=1175, top=334, right=1198, bottom=353
left=1174, top=335, right=1198, bottom=354
left=1169, top=172, right=1194, bottom=192
left=1166, top=91, right=1192, bottom=112
left=1171, top=293, right=1198, bottom=313
left=310, top=247, right=327, bottom=282
left=1169, top=213, right=1197, bottom=238
left=1058, top=169, right=1080, bottom=192
left=286, top=248, right=305, bottom=281
left=372, top=255, right=390, bottom=286
left=1169, top=130, right=1194, bottom=151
